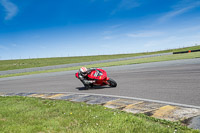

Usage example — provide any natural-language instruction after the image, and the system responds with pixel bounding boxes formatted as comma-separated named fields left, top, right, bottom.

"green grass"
left=1, top=51, right=200, bottom=78
left=0, top=45, right=200, bottom=71
left=0, top=96, right=199, bottom=133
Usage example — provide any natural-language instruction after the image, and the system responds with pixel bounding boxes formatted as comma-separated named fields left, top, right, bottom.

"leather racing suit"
left=77, top=68, right=100, bottom=88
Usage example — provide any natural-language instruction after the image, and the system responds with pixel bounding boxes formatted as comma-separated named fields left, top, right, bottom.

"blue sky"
left=0, top=0, right=200, bottom=60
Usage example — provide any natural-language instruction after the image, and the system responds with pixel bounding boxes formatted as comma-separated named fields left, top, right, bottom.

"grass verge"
left=0, top=96, right=199, bottom=133
left=0, top=45, right=200, bottom=71
left=1, top=52, right=200, bottom=78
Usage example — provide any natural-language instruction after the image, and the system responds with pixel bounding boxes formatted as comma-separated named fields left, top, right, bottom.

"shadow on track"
left=76, top=86, right=111, bottom=91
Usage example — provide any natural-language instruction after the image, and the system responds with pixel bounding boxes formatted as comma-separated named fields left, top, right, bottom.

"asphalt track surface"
left=0, top=58, right=200, bottom=107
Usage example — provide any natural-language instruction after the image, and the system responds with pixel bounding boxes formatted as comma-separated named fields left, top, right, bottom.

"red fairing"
left=106, top=77, right=109, bottom=80
left=75, top=72, right=79, bottom=78
left=97, top=68, right=107, bottom=79
left=87, top=68, right=108, bottom=85
left=87, top=71, right=99, bottom=79
left=75, top=68, right=117, bottom=88
left=87, top=68, right=107, bottom=80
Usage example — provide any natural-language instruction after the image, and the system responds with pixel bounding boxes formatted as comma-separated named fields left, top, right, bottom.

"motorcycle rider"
left=76, top=67, right=100, bottom=89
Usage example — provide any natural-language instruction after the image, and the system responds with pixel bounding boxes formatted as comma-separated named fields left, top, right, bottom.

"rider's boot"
left=90, top=83, right=94, bottom=88
left=84, top=84, right=90, bottom=90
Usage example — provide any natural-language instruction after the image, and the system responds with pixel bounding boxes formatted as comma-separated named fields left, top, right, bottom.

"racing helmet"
left=80, top=67, right=88, bottom=76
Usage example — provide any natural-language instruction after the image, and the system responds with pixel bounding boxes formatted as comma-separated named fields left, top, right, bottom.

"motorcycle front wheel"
left=107, top=78, right=117, bottom=87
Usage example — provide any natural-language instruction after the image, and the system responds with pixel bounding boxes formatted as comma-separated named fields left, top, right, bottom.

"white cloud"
left=143, top=33, right=200, bottom=50
left=0, top=0, right=18, bottom=20
left=102, top=24, right=123, bottom=39
left=103, top=36, right=113, bottom=40
left=159, top=6, right=194, bottom=22
left=127, top=31, right=164, bottom=38
left=0, top=45, right=8, bottom=50
left=179, top=25, right=200, bottom=32
left=118, top=0, right=140, bottom=9
left=143, top=36, right=177, bottom=48
left=102, top=25, right=122, bottom=35
left=159, top=1, right=200, bottom=22
left=111, top=0, right=141, bottom=15
left=110, top=24, right=122, bottom=29
left=11, top=43, right=17, bottom=47
left=103, top=30, right=113, bottom=35
left=40, top=46, right=47, bottom=49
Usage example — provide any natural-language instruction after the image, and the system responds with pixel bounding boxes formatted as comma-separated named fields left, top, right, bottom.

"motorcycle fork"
left=103, top=77, right=110, bottom=85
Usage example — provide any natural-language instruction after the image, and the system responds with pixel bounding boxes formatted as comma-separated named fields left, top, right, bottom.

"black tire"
left=107, top=78, right=117, bottom=87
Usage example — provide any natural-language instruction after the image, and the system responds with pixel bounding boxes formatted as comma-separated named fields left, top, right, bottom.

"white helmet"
left=80, top=67, right=88, bottom=76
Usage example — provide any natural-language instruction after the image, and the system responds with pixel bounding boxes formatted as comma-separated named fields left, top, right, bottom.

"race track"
left=0, top=58, right=200, bottom=106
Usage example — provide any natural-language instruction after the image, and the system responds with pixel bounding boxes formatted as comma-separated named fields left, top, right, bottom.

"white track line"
left=48, top=91, right=200, bottom=109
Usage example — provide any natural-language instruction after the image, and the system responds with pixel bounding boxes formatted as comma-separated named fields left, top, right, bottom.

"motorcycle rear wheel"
left=107, top=78, right=117, bottom=87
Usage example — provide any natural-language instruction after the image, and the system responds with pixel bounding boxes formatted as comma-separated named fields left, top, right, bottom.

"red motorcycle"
left=75, top=68, right=117, bottom=89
